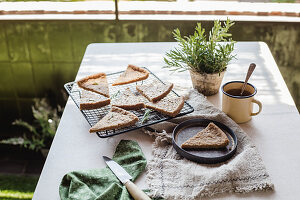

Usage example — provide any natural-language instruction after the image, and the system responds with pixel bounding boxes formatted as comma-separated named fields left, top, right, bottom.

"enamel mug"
left=221, top=81, right=262, bottom=123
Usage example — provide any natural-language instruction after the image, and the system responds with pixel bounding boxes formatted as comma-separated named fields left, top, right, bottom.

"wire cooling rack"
left=64, top=67, right=194, bottom=138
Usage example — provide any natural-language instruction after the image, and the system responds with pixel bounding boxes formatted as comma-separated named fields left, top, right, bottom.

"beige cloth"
left=144, top=89, right=274, bottom=200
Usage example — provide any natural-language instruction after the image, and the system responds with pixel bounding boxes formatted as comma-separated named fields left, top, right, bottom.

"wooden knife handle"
left=125, top=180, right=151, bottom=200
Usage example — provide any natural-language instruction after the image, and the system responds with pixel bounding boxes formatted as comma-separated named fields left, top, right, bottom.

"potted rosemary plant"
left=164, top=19, right=236, bottom=96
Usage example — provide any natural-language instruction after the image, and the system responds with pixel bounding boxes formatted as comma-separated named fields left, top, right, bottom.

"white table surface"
left=33, top=42, right=300, bottom=200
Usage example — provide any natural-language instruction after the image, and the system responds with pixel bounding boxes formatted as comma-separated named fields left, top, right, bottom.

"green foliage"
left=164, top=19, right=236, bottom=74
left=0, top=174, right=38, bottom=200
left=111, top=90, right=121, bottom=99
left=8, top=98, right=62, bottom=152
left=0, top=137, right=24, bottom=145
left=141, top=109, right=151, bottom=124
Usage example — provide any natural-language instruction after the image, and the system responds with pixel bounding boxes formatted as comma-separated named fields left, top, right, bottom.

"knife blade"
left=103, top=156, right=132, bottom=184
left=103, top=156, right=151, bottom=200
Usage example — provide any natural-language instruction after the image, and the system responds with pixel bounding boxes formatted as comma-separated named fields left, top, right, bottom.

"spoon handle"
left=241, top=63, right=256, bottom=95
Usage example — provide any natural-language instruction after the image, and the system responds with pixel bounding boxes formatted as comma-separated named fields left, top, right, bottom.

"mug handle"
left=251, top=99, right=262, bottom=116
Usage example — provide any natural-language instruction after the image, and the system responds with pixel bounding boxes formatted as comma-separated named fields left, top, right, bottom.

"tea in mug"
left=226, top=89, right=252, bottom=97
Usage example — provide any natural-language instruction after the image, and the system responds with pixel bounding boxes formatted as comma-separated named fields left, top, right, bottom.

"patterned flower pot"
left=189, top=70, right=225, bottom=96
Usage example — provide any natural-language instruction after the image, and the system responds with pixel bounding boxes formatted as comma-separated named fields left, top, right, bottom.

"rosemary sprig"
left=111, top=90, right=121, bottom=99
left=141, top=109, right=152, bottom=124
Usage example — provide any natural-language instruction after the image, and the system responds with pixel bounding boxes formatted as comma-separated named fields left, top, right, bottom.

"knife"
left=103, top=156, right=151, bottom=200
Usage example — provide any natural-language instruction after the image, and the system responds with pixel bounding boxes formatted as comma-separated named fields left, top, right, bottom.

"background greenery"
left=0, top=174, right=38, bottom=200
left=0, top=20, right=299, bottom=138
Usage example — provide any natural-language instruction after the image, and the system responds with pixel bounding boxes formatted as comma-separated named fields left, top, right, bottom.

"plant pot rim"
left=189, top=70, right=226, bottom=75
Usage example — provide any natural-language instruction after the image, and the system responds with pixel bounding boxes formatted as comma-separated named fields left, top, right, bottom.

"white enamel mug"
left=221, top=81, right=262, bottom=123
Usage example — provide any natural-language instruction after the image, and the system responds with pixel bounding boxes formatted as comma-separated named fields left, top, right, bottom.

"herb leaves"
left=164, top=19, right=236, bottom=74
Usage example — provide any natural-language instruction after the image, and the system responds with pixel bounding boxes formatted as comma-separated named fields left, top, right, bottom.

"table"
left=33, top=42, right=300, bottom=199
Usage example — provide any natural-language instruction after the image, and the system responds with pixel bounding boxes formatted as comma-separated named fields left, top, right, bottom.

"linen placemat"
left=144, top=89, right=274, bottom=200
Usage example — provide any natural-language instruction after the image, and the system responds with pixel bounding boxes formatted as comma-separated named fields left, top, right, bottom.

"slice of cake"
left=77, top=73, right=109, bottom=98
left=112, top=65, right=149, bottom=86
left=80, top=90, right=110, bottom=110
left=181, top=122, right=229, bottom=149
left=89, top=106, right=139, bottom=133
left=136, top=80, right=173, bottom=102
left=145, top=96, right=184, bottom=117
left=111, top=88, right=145, bottom=110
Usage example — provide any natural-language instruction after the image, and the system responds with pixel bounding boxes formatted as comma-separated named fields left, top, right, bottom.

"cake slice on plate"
left=112, top=65, right=149, bottom=86
left=89, top=106, right=138, bottom=133
left=77, top=72, right=110, bottom=98
left=79, top=90, right=110, bottom=110
left=145, top=96, right=184, bottom=117
left=181, top=122, right=229, bottom=149
left=111, top=88, right=145, bottom=110
left=136, top=80, right=173, bottom=102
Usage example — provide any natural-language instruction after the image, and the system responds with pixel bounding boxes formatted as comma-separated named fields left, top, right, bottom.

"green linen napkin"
left=59, top=140, right=148, bottom=200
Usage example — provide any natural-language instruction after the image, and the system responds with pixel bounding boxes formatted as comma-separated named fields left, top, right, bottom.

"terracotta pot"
left=189, top=70, right=225, bottom=96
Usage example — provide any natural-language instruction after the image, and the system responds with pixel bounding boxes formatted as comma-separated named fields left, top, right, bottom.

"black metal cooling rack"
left=64, top=67, right=194, bottom=138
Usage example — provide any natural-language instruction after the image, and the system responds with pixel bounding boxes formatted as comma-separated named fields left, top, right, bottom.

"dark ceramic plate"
left=172, top=118, right=237, bottom=164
